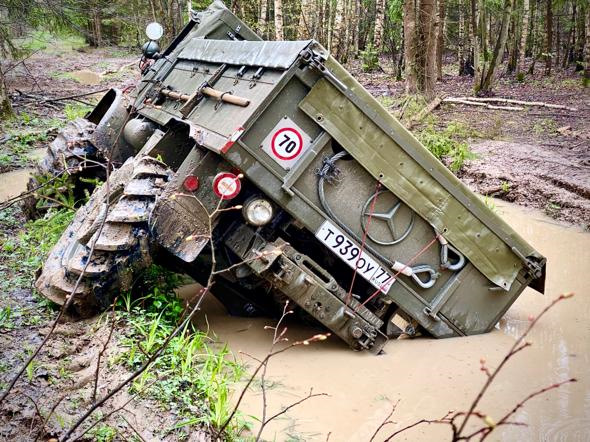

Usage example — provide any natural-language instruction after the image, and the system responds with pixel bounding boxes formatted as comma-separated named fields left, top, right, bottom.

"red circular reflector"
left=183, top=175, right=199, bottom=192
left=213, top=172, right=241, bottom=200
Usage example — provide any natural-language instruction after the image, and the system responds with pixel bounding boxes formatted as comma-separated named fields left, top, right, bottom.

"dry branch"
left=443, top=97, right=524, bottom=111
left=371, top=293, right=576, bottom=441
left=407, top=94, right=445, bottom=129
left=451, top=96, right=578, bottom=111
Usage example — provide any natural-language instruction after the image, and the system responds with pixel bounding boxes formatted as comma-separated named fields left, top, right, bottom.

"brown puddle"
left=0, top=168, right=34, bottom=202
left=186, top=200, right=590, bottom=441
left=69, top=69, right=102, bottom=85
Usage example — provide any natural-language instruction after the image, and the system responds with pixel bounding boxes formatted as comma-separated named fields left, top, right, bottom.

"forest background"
left=0, top=0, right=589, bottom=115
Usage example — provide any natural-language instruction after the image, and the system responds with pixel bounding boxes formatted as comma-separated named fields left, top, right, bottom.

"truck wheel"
left=23, top=118, right=103, bottom=220
left=35, top=156, right=172, bottom=317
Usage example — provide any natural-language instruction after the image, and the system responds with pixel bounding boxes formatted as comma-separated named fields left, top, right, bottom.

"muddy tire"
left=22, top=119, right=103, bottom=219
left=35, top=156, right=172, bottom=317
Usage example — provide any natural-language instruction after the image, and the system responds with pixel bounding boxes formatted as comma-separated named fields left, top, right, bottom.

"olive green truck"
left=34, top=1, right=546, bottom=353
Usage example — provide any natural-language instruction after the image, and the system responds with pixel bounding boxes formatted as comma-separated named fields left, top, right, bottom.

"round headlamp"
left=243, top=197, right=274, bottom=226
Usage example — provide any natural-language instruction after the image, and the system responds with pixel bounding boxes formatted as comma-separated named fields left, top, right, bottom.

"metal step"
left=124, top=178, right=162, bottom=197
left=50, top=268, right=89, bottom=295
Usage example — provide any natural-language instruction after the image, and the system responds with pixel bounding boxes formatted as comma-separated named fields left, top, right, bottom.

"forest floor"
left=0, top=41, right=589, bottom=441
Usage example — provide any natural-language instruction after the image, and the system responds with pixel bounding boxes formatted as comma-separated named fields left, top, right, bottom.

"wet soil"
left=0, top=290, right=209, bottom=441
left=192, top=201, right=590, bottom=441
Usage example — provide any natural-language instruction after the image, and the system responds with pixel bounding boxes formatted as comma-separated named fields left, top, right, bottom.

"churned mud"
left=192, top=201, right=590, bottom=441
left=461, top=140, right=590, bottom=228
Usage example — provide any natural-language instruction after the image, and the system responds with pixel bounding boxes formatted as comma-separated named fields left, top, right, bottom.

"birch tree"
left=584, top=3, right=590, bottom=86
left=259, top=0, right=268, bottom=38
left=374, top=0, right=386, bottom=50
left=274, top=0, right=284, bottom=40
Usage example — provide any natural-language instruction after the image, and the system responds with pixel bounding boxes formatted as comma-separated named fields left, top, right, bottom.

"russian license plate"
left=315, top=219, right=394, bottom=293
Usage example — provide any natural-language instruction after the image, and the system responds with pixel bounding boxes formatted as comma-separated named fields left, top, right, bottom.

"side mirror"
left=142, top=22, right=163, bottom=59
left=146, top=22, right=164, bottom=40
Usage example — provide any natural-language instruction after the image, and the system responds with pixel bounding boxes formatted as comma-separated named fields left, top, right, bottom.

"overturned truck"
left=34, top=1, right=546, bottom=353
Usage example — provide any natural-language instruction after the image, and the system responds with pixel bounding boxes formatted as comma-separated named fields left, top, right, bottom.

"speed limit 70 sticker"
left=315, top=219, right=395, bottom=294
left=261, top=116, right=312, bottom=169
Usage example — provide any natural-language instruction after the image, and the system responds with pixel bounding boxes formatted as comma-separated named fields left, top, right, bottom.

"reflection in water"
left=191, top=201, right=590, bottom=441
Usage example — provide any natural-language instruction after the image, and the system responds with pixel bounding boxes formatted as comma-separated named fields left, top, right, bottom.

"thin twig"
left=455, top=293, right=574, bottom=437
left=369, top=400, right=399, bottom=442
left=92, top=299, right=119, bottom=402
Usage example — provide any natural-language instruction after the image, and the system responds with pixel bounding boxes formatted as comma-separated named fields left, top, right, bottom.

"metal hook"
left=439, top=237, right=466, bottom=272
left=445, top=244, right=466, bottom=271
left=410, top=265, right=439, bottom=289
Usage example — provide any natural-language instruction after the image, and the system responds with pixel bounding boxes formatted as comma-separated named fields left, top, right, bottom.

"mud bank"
left=461, top=140, right=590, bottom=229
left=190, top=200, right=590, bottom=441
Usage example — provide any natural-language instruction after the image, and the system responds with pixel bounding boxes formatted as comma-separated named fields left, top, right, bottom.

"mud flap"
left=150, top=196, right=211, bottom=262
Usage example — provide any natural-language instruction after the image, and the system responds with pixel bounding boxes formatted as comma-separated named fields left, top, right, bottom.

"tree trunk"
left=506, top=19, right=517, bottom=73
left=298, top=0, right=312, bottom=39
left=404, top=0, right=439, bottom=97
left=353, top=0, right=360, bottom=55
left=528, top=0, right=539, bottom=73
left=259, top=0, right=268, bottom=38
left=421, top=0, right=439, bottom=95
left=562, top=2, right=574, bottom=68
left=478, top=0, right=514, bottom=94
left=404, top=0, right=418, bottom=93
left=458, top=3, right=466, bottom=75
left=274, top=0, right=284, bottom=40
left=474, top=0, right=486, bottom=90
left=331, top=0, right=345, bottom=59
left=545, top=0, right=553, bottom=75
left=0, top=64, right=13, bottom=120
left=517, top=0, right=530, bottom=75
left=584, top=4, right=590, bottom=86
left=436, top=0, right=446, bottom=80
left=374, top=0, right=386, bottom=50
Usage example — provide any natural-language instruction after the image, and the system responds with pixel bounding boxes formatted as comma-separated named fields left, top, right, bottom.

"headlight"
left=243, top=197, right=273, bottom=226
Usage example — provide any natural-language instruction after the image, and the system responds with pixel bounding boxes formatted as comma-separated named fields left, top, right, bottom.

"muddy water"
left=187, top=200, right=590, bottom=441
left=1, top=163, right=586, bottom=440
left=0, top=168, right=34, bottom=202
left=69, top=69, right=102, bottom=85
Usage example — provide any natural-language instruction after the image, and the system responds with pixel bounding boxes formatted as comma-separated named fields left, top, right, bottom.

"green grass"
left=63, top=103, right=92, bottom=121
left=417, top=121, right=478, bottom=172
left=89, top=424, right=117, bottom=442
left=111, top=266, right=248, bottom=438
left=0, top=112, right=62, bottom=171
left=14, top=30, right=87, bottom=56
left=0, top=207, right=74, bottom=293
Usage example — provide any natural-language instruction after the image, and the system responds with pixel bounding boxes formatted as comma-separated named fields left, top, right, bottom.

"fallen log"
left=443, top=97, right=524, bottom=111
left=407, top=94, right=445, bottom=129
left=450, top=96, right=578, bottom=111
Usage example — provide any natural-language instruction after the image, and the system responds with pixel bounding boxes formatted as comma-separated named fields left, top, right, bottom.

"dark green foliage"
left=360, top=44, right=380, bottom=72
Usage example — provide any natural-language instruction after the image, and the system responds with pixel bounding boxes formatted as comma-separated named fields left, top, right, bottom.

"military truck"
left=34, top=1, right=546, bottom=353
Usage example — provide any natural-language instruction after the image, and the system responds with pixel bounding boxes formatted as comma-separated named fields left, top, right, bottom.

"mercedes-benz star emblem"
left=361, top=190, right=415, bottom=246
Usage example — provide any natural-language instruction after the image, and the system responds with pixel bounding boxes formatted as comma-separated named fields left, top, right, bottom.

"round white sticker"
left=271, top=127, right=303, bottom=161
